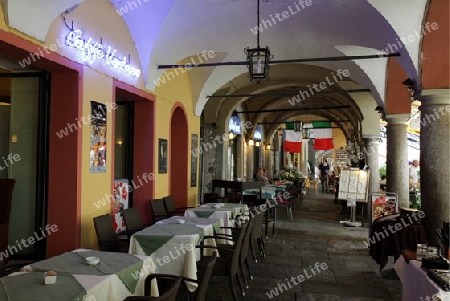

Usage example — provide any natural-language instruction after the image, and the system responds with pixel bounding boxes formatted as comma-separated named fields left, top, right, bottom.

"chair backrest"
left=203, top=193, right=218, bottom=204
left=150, top=199, right=168, bottom=222
left=0, top=259, right=6, bottom=277
left=0, top=179, right=15, bottom=224
left=240, top=214, right=255, bottom=263
left=123, top=207, right=143, bottom=232
left=162, top=196, right=176, bottom=213
left=230, top=222, right=248, bottom=275
left=251, top=207, right=265, bottom=240
left=93, top=214, right=120, bottom=252
left=135, top=276, right=182, bottom=301
left=195, top=252, right=217, bottom=301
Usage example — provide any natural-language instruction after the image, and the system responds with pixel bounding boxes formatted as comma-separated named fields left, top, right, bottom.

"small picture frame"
left=158, top=139, right=168, bottom=173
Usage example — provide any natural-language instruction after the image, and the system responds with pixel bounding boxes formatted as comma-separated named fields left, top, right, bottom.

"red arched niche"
left=169, top=105, right=189, bottom=208
left=421, top=0, right=449, bottom=88
left=385, top=57, right=411, bottom=114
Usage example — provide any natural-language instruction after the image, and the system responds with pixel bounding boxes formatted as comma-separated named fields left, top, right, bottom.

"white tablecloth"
left=129, top=223, right=210, bottom=291
left=20, top=249, right=157, bottom=300
left=156, top=216, right=223, bottom=256
left=394, top=255, right=450, bottom=301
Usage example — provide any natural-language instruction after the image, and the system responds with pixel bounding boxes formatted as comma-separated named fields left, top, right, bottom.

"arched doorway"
left=170, top=105, right=188, bottom=208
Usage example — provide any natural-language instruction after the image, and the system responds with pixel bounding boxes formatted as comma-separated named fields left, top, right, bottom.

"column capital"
left=385, top=114, right=410, bottom=125
left=362, top=135, right=381, bottom=146
left=420, top=89, right=450, bottom=106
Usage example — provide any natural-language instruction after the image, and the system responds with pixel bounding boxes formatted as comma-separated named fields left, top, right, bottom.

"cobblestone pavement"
left=206, top=192, right=402, bottom=301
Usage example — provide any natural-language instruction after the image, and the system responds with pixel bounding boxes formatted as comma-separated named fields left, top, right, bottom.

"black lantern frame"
left=245, top=46, right=271, bottom=83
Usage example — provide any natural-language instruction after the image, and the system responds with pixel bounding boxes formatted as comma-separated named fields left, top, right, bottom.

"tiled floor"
left=206, top=192, right=402, bottom=301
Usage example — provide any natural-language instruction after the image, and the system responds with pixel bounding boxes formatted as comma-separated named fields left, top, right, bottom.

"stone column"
left=201, top=123, right=218, bottom=195
left=419, top=89, right=450, bottom=244
left=363, top=135, right=380, bottom=222
left=386, top=114, right=410, bottom=208
left=246, top=144, right=254, bottom=180
left=235, top=135, right=243, bottom=179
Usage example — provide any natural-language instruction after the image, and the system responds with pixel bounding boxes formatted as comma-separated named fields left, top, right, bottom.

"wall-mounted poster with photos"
left=90, top=101, right=107, bottom=173
left=158, top=138, right=168, bottom=173
left=191, top=134, right=198, bottom=187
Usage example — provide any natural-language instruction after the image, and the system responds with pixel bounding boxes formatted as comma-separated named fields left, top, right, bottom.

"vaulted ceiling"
left=2, top=0, right=432, bottom=139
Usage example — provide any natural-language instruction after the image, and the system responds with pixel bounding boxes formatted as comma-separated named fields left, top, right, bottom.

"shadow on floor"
left=206, top=192, right=402, bottom=301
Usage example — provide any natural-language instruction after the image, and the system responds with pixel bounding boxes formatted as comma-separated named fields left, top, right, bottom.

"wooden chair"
left=197, top=222, right=249, bottom=301
left=93, top=214, right=128, bottom=252
left=162, top=196, right=194, bottom=216
left=150, top=199, right=169, bottom=222
left=0, top=179, right=15, bottom=265
left=306, top=178, right=319, bottom=195
left=123, top=207, right=151, bottom=235
left=328, top=175, right=336, bottom=193
left=123, top=277, right=181, bottom=301
left=139, top=252, right=217, bottom=301
left=250, top=208, right=266, bottom=262
left=0, top=259, right=6, bottom=277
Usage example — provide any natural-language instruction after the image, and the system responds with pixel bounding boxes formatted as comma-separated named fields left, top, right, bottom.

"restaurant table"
left=129, top=223, right=207, bottom=291
left=211, top=179, right=262, bottom=202
left=243, top=187, right=277, bottom=200
left=156, top=216, right=224, bottom=254
left=18, top=249, right=156, bottom=300
left=369, top=216, right=428, bottom=270
left=394, top=254, right=450, bottom=301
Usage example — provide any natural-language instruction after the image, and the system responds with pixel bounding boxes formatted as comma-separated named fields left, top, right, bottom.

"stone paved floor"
left=205, top=191, right=402, bottom=301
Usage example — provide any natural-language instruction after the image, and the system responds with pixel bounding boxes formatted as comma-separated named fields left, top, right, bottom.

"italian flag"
left=283, top=130, right=302, bottom=153
left=313, top=121, right=334, bottom=150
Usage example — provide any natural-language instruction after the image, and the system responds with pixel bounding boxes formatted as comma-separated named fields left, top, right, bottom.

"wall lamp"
left=248, top=138, right=255, bottom=146
left=265, top=143, right=271, bottom=150
left=228, top=132, right=235, bottom=140
left=255, top=141, right=261, bottom=147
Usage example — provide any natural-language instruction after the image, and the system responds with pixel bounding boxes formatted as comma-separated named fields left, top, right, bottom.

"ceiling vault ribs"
left=207, top=89, right=370, bottom=98
left=236, top=105, right=352, bottom=114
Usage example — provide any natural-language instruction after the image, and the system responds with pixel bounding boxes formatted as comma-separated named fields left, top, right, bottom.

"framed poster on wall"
left=113, top=179, right=129, bottom=233
left=191, top=134, right=198, bottom=187
left=158, top=138, right=167, bottom=173
left=90, top=101, right=107, bottom=173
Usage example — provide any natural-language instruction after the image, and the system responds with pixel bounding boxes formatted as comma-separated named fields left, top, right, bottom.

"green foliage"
left=379, top=164, right=387, bottom=178
left=280, top=166, right=303, bottom=181
left=409, top=191, right=421, bottom=210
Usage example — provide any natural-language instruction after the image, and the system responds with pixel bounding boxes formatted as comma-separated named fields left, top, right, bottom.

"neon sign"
left=66, top=29, right=141, bottom=78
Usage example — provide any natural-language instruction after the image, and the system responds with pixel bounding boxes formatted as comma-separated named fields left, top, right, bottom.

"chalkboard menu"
left=338, top=168, right=369, bottom=201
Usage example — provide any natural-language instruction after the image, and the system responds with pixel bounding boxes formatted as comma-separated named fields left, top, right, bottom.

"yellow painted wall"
left=333, top=128, right=347, bottom=149
left=80, top=67, right=114, bottom=249
left=0, top=3, right=7, bottom=30
left=153, top=69, right=200, bottom=207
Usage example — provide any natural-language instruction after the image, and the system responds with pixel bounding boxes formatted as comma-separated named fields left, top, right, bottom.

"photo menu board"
left=338, top=169, right=369, bottom=201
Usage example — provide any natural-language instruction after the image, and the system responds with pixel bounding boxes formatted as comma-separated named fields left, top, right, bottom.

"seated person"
left=256, top=167, right=269, bottom=185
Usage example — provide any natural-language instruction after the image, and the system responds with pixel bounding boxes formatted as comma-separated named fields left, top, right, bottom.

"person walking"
left=318, top=159, right=330, bottom=193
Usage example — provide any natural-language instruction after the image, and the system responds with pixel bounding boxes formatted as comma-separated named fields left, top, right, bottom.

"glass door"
left=114, top=100, right=134, bottom=204
left=0, top=71, right=50, bottom=260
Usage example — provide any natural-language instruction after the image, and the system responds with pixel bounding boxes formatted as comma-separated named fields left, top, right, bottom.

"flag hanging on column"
left=283, top=130, right=302, bottom=153
left=313, top=121, right=334, bottom=150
